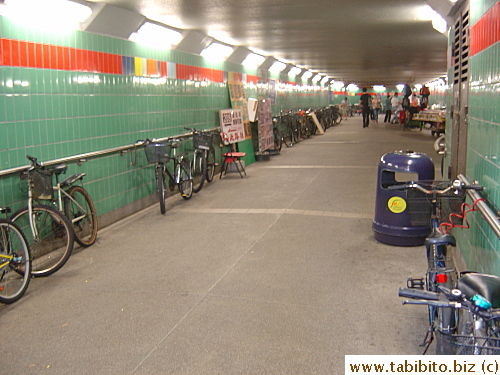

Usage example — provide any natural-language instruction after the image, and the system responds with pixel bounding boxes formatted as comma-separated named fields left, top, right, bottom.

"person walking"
left=384, top=94, right=392, bottom=123
left=390, top=92, right=400, bottom=123
left=340, top=97, right=349, bottom=120
left=371, top=94, right=382, bottom=123
left=359, top=88, right=371, bottom=128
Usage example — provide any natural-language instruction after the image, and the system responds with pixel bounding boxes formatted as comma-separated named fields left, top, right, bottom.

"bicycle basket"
left=193, top=133, right=212, bottom=150
left=144, top=142, right=170, bottom=163
left=32, top=169, right=54, bottom=200
left=406, top=181, right=466, bottom=226
left=436, top=331, right=500, bottom=355
left=406, top=188, right=432, bottom=226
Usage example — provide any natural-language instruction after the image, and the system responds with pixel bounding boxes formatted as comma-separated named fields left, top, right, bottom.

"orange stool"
left=220, top=151, right=246, bottom=178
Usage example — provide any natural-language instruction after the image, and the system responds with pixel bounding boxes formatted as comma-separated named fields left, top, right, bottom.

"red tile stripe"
left=176, top=64, right=225, bottom=82
left=0, top=38, right=271, bottom=85
left=1, top=38, right=123, bottom=74
left=470, top=2, right=500, bottom=56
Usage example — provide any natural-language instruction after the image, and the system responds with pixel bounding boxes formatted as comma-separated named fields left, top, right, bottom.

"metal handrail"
left=0, top=127, right=220, bottom=178
left=458, top=174, right=500, bottom=239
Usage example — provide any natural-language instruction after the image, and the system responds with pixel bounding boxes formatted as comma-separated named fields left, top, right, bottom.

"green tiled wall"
left=447, top=1, right=500, bottom=275
left=0, top=16, right=330, bottom=223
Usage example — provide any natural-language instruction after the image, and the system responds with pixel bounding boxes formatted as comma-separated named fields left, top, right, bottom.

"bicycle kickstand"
left=419, top=326, right=434, bottom=355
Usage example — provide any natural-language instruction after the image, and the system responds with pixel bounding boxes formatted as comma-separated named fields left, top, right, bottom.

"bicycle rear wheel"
left=191, top=150, right=206, bottom=193
left=205, top=147, right=216, bottom=183
left=10, top=205, right=74, bottom=277
left=64, top=185, right=98, bottom=247
left=0, top=220, right=31, bottom=304
left=156, top=164, right=167, bottom=214
left=177, top=158, right=193, bottom=200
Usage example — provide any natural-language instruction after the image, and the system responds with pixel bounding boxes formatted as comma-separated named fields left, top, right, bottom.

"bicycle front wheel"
left=64, top=185, right=98, bottom=247
left=191, top=150, right=206, bottom=193
left=274, top=131, right=283, bottom=152
left=177, top=158, right=193, bottom=200
left=0, top=220, right=31, bottom=304
left=10, top=205, right=74, bottom=277
left=156, top=164, right=167, bottom=214
left=205, top=147, right=216, bottom=183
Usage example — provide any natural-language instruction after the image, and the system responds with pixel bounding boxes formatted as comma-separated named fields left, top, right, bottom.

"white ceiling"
left=83, top=0, right=458, bottom=87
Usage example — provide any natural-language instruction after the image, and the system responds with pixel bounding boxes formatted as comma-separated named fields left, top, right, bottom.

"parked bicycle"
left=390, top=179, right=489, bottom=354
left=273, top=111, right=294, bottom=148
left=143, top=138, right=193, bottom=215
left=400, top=272, right=500, bottom=355
left=184, top=128, right=216, bottom=193
left=20, top=156, right=97, bottom=247
left=11, top=156, right=77, bottom=277
left=0, top=207, right=31, bottom=304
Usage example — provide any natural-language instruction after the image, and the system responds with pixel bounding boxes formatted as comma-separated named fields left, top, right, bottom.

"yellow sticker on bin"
left=388, top=196, right=407, bottom=213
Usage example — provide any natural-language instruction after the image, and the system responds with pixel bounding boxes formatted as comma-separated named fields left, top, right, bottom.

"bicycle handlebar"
left=402, top=300, right=458, bottom=308
left=399, top=286, right=500, bottom=320
left=398, top=287, right=440, bottom=300
left=386, top=179, right=483, bottom=195
left=26, top=155, right=43, bottom=168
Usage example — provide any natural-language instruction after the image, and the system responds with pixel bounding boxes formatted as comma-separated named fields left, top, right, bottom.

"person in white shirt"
left=390, top=92, right=401, bottom=123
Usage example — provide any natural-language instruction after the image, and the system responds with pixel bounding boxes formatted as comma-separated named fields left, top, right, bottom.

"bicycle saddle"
left=457, top=273, right=500, bottom=308
left=169, top=140, right=181, bottom=148
left=425, top=231, right=456, bottom=247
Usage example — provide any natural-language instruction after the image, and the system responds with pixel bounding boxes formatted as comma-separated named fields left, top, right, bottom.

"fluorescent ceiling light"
left=373, top=85, right=385, bottom=91
left=421, top=4, right=448, bottom=34
left=269, top=61, right=287, bottom=72
left=302, top=71, right=313, bottom=80
left=2, top=0, right=92, bottom=30
left=200, top=43, right=234, bottom=61
left=130, top=22, right=183, bottom=47
left=312, top=75, right=322, bottom=82
left=346, top=84, right=359, bottom=92
left=396, top=84, right=405, bottom=91
left=320, top=77, right=329, bottom=84
left=242, top=53, right=266, bottom=67
left=431, top=11, right=447, bottom=34
left=331, top=81, right=345, bottom=90
left=288, top=67, right=302, bottom=76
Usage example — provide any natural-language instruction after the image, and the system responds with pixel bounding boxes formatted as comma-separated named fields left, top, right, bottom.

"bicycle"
left=271, top=117, right=283, bottom=152
left=0, top=207, right=31, bottom=304
left=390, top=179, right=485, bottom=354
left=184, top=128, right=216, bottom=193
left=143, top=138, right=193, bottom=215
left=400, top=272, right=500, bottom=355
left=18, top=156, right=97, bottom=247
left=275, top=111, right=294, bottom=147
left=10, top=156, right=76, bottom=277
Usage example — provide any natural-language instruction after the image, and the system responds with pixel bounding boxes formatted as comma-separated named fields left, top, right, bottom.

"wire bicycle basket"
left=406, top=181, right=467, bottom=226
left=144, top=142, right=171, bottom=163
left=436, top=330, right=500, bottom=355
left=31, top=169, right=54, bottom=200
left=193, top=133, right=212, bottom=150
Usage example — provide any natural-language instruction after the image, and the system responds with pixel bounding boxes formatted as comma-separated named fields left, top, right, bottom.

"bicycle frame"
left=53, top=184, right=87, bottom=226
left=26, top=173, right=40, bottom=242
left=158, top=140, right=191, bottom=187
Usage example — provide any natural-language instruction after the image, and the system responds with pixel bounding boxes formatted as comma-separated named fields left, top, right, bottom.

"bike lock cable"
left=439, top=198, right=486, bottom=234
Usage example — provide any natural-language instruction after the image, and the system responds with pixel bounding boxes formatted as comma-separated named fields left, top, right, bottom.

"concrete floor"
left=0, top=116, right=441, bottom=374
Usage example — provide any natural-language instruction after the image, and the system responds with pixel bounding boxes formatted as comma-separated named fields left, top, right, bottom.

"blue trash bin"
left=372, top=150, right=435, bottom=246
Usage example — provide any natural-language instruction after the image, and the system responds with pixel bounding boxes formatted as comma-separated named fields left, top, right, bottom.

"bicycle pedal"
left=407, top=277, right=424, bottom=289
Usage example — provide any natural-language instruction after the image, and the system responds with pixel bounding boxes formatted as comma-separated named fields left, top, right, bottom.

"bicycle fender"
left=60, top=173, right=86, bottom=187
